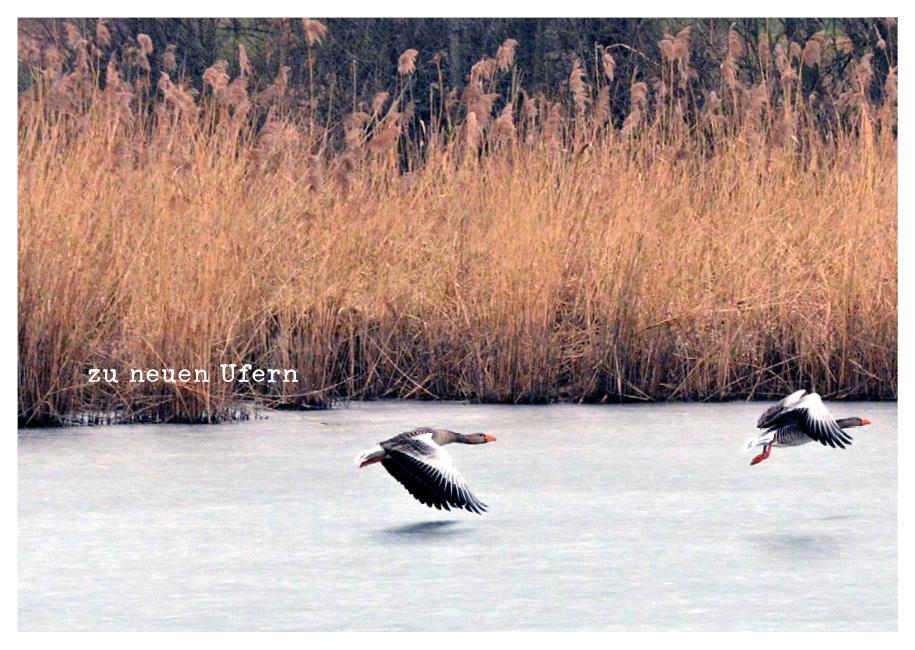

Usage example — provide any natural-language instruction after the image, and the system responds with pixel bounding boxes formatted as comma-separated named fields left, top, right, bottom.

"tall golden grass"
left=18, top=23, right=897, bottom=425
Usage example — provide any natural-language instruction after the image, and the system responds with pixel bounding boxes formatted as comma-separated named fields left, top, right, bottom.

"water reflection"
left=751, top=533, right=839, bottom=558
left=381, top=520, right=467, bottom=539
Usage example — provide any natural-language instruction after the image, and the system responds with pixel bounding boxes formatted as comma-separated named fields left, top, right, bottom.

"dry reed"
left=17, top=22, right=897, bottom=425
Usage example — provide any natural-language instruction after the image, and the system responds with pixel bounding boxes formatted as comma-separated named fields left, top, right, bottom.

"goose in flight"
left=744, top=389, right=870, bottom=465
left=355, top=427, right=496, bottom=513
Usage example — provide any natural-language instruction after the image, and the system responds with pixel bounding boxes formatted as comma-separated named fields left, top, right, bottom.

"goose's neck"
left=452, top=432, right=478, bottom=444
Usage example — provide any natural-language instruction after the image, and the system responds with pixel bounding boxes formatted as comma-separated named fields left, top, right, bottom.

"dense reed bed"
left=18, top=21, right=897, bottom=425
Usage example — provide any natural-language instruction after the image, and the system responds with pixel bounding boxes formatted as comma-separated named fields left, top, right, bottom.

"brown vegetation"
left=18, top=20, right=897, bottom=425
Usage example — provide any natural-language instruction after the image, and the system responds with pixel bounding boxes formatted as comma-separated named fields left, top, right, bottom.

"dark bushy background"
left=19, top=18, right=897, bottom=127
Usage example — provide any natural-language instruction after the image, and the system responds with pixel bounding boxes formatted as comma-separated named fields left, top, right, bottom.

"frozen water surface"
left=19, top=400, right=896, bottom=630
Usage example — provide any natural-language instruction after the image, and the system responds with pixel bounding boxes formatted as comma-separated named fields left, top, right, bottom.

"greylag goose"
left=355, top=427, right=496, bottom=514
left=744, top=389, right=870, bottom=465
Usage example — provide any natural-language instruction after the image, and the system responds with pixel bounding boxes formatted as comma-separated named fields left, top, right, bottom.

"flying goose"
left=356, top=427, right=496, bottom=513
left=744, top=389, right=870, bottom=465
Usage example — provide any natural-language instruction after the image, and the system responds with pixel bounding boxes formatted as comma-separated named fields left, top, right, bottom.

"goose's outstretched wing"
left=380, top=434, right=488, bottom=514
left=762, top=392, right=853, bottom=448
left=757, top=389, right=807, bottom=429
left=795, top=392, right=853, bottom=448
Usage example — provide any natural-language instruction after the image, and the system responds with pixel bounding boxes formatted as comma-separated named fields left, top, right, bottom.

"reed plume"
left=398, top=48, right=418, bottom=76
left=301, top=19, right=327, bottom=47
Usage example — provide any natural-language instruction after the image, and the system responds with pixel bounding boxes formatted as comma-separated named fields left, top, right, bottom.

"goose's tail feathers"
left=743, top=431, right=775, bottom=453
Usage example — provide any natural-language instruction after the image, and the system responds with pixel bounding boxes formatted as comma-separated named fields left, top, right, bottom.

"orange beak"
left=483, top=434, right=497, bottom=443
left=861, top=419, right=871, bottom=426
